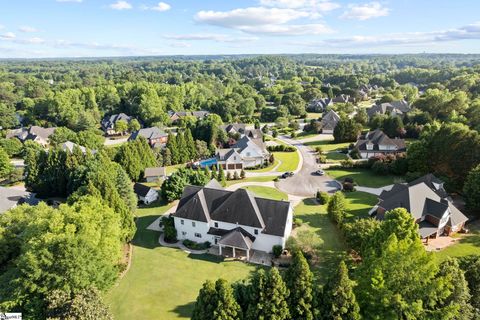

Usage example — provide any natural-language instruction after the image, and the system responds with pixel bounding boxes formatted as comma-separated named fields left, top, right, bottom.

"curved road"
left=275, top=135, right=340, bottom=197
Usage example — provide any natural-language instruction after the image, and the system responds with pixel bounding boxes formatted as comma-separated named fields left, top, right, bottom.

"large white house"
left=172, top=180, right=293, bottom=259
left=216, top=135, right=269, bottom=169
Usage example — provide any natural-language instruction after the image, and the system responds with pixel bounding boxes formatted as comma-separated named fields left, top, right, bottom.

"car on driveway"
left=281, top=172, right=294, bottom=179
left=314, top=169, right=325, bottom=176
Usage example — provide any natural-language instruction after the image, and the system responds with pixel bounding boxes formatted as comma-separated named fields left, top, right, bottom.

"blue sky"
left=1, top=0, right=480, bottom=58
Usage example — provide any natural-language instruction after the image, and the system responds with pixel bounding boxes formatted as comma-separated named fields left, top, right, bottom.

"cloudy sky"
left=1, top=0, right=480, bottom=58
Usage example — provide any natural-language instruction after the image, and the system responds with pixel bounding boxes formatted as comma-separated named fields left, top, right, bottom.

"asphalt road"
left=275, top=135, right=340, bottom=197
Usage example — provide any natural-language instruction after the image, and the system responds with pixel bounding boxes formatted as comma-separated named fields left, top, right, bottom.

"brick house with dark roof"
left=355, top=129, right=406, bottom=159
left=172, top=181, right=293, bottom=259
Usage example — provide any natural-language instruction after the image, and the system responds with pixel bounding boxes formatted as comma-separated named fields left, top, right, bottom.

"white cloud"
left=260, top=0, right=339, bottom=11
left=341, top=2, right=389, bottom=20
left=169, top=42, right=191, bottom=48
left=56, top=0, right=83, bottom=2
left=294, top=22, right=480, bottom=48
left=0, top=32, right=16, bottom=40
left=19, top=26, right=39, bottom=33
left=242, top=23, right=333, bottom=35
left=151, top=2, right=171, bottom=12
left=24, top=37, right=45, bottom=44
left=109, top=1, right=132, bottom=10
left=164, top=33, right=259, bottom=42
left=0, top=25, right=4, bottom=30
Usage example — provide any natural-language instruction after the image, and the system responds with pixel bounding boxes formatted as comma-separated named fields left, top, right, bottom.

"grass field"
left=304, top=139, right=350, bottom=152
left=274, top=151, right=300, bottom=172
left=242, top=186, right=288, bottom=201
left=245, top=158, right=279, bottom=173
left=325, top=152, right=348, bottom=162
left=434, top=221, right=480, bottom=261
left=225, top=175, right=276, bottom=187
left=326, top=168, right=398, bottom=188
left=106, top=201, right=257, bottom=320
left=165, top=164, right=185, bottom=175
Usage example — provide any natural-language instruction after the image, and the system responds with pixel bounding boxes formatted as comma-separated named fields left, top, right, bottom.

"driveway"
left=275, top=135, right=340, bottom=197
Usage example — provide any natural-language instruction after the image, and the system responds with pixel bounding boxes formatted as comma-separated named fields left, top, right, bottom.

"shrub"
left=272, top=245, right=283, bottom=258
left=327, top=191, right=347, bottom=226
left=267, top=145, right=296, bottom=152
left=182, top=240, right=210, bottom=250
left=349, top=147, right=361, bottom=159
left=161, top=216, right=177, bottom=243
left=372, top=161, right=390, bottom=175
left=293, top=217, right=303, bottom=227
left=233, top=171, right=239, bottom=180
left=316, top=191, right=330, bottom=204
left=315, top=146, right=323, bottom=154
left=274, top=177, right=280, bottom=182
left=240, top=169, right=246, bottom=179
left=342, top=181, right=356, bottom=192
left=226, top=171, right=232, bottom=180
left=318, top=155, right=327, bottom=163
left=290, top=132, right=297, bottom=138
left=340, top=159, right=354, bottom=168
left=344, top=177, right=354, bottom=184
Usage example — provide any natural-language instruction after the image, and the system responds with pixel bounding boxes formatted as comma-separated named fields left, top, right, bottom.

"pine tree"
left=192, top=280, right=217, bottom=320
left=213, top=279, right=242, bottom=320
left=285, top=250, right=314, bottom=320
left=162, top=148, right=172, bottom=166
left=240, top=169, right=246, bottom=179
left=218, top=165, right=226, bottom=187
left=166, top=133, right=179, bottom=164
left=0, top=146, right=13, bottom=179
left=246, top=268, right=290, bottom=320
left=211, top=165, right=218, bottom=180
left=176, top=131, right=189, bottom=163
left=327, top=191, right=347, bottom=226
left=184, top=128, right=197, bottom=160
left=322, top=261, right=360, bottom=320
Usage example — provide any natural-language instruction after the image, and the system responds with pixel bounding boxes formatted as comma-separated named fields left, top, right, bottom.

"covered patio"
left=218, top=228, right=255, bottom=261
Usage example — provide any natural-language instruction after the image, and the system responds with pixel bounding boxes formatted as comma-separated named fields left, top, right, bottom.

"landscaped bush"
left=340, top=159, right=354, bottom=168
left=318, top=155, right=327, bottom=164
left=349, top=147, right=361, bottom=159
left=267, top=145, right=296, bottom=152
left=293, top=217, right=303, bottom=227
left=316, top=191, right=330, bottom=204
left=372, top=161, right=390, bottom=175
left=274, top=177, right=280, bottom=182
left=342, top=181, right=356, bottom=192
left=343, top=177, right=355, bottom=184
left=161, top=216, right=177, bottom=243
left=272, top=245, right=283, bottom=258
left=182, top=239, right=211, bottom=250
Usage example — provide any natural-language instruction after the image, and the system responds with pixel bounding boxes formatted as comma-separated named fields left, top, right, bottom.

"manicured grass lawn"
left=296, top=132, right=319, bottom=140
left=304, top=139, right=350, bottom=152
left=274, top=151, right=300, bottom=172
left=166, top=164, right=185, bottom=175
left=225, top=175, right=276, bottom=187
left=242, top=186, right=288, bottom=201
left=292, top=191, right=377, bottom=278
left=106, top=201, right=258, bottom=320
left=325, top=152, right=348, bottom=162
left=326, top=168, right=398, bottom=188
left=434, top=221, right=480, bottom=261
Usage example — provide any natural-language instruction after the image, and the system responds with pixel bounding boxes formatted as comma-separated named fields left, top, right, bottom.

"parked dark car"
left=281, top=172, right=294, bottom=178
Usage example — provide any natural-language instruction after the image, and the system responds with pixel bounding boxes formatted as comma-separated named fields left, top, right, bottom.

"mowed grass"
left=106, top=201, right=258, bottom=320
left=274, top=151, right=300, bottom=172
left=304, top=139, right=350, bottom=152
left=435, top=221, right=480, bottom=261
left=225, top=175, right=276, bottom=187
left=292, top=191, right=377, bottom=278
left=325, top=152, right=348, bottom=162
left=326, top=168, right=397, bottom=188
left=242, top=186, right=288, bottom=201
left=245, top=158, right=279, bottom=173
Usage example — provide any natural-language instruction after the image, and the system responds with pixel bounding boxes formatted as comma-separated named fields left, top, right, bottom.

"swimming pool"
left=198, top=157, right=218, bottom=168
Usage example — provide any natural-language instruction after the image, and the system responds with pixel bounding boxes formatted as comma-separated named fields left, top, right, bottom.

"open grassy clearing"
left=304, top=139, right=350, bottom=152
left=106, top=201, right=257, bottom=320
left=434, top=221, right=480, bottom=261
left=242, top=186, right=288, bottom=201
left=326, top=168, right=398, bottom=188
left=225, top=175, right=277, bottom=187
left=273, top=151, right=300, bottom=172
left=244, top=158, right=279, bottom=173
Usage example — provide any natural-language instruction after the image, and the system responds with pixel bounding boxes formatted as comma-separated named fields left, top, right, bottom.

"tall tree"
left=176, top=131, right=189, bottom=163
left=322, top=261, right=360, bottom=320
left=192, top=280, right=217, bottom=320
left=166, top=133, right=179, bottom=164
left=285, top=250, right=314, bottom=320
left=327, top=191, right=347, bottom=226
left=464, top=164, right=480, bottom=215
left=0, top=146, right=13, bottom=179
left=184, top=128, right=197, bottom=160
left=213, top=279, right=242, bottom=320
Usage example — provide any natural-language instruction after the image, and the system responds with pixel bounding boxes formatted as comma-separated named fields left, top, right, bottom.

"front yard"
left=326, top=168, right=398, bottom=188
left=242, top=186, right=288, bottom=201
left=105, top=202, right=257, bottom=320
left=273, top=151, right=300, bottom=172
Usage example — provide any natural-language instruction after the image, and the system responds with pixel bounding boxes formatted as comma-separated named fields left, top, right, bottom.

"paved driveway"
left=275, top=135, right=340, bottom=197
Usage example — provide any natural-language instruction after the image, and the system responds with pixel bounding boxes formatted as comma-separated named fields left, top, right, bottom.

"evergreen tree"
left=192, top=280, right=217, bottom=320
left=176, top=131, right=189, bottom=163
left=0, top=146, right=13, bottom=179
left=162, top=147, right=172, bottom=166
left=211, top=165, right=218, bottom=180
left=327, top=191, right=347, bottom=226
left=218, top=165, right=226, bottom=187
left=285, top=250, right=314, bottom=320
left=213, top=279, right=242, bottom=320
left=464, top=164, right=480, bottom=214
left=322, top=261, right=360, bottom=320
left=246, top=268, right=290, bottom=320
left=166, top=133, right=179, bottom=164
left=233, top=171, right=239, bottom=180
left=184, top=128, right=197, bottom=160
left=459, top=255, right=480, bottom=313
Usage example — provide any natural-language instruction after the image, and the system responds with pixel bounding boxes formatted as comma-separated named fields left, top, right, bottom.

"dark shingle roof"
left=133, top=183, right=153, bottom=197
left=218, top=227, right=255, bottom=249
left=129, top=127, right=167, bottom=141
left=355, top=129, right=406, bottom=152
left=174, top=186, right=290, bottom=236
left=101, top=113, right=132, bottom=130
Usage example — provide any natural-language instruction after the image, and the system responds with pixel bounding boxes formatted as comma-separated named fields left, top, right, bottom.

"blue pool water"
left=199, top=158, right=218, bottom=168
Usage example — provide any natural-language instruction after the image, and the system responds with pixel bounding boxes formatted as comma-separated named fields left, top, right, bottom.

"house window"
left=192, top=221, right=196, bottom=227
left=194, top=233, right=202, bottom=238
left=247, top=152, right=251, bottom=157
left=254, top=229, right=258, bottom=235
left=181, top=219, right=184, bottom=225
left=182, top=231, right=187, bottom=236
left=214, top=222, right=219, bottom=228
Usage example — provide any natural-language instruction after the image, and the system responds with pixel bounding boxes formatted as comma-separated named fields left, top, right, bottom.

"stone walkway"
left=158, top=233, right=208, bottom=254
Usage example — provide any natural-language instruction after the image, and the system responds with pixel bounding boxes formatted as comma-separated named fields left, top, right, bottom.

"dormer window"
left=254, top=229, right=258, bottom=235
left=366, top=142, right=374, bottom=150
left=214, top=222, right=218, bottom=228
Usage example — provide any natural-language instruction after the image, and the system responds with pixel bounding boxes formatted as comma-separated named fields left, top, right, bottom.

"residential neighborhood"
left=0, top=1, right=480, bottom=319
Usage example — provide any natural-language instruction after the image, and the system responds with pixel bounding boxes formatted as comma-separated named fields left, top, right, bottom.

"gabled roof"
left=7, top=126, right=56, bottom=142
left=408, top=173, right=448, bottom=198
left=218, top=227, right=255, bottom=249
left=174, top=185, right=291, bottom=236
left=61, top=141, right=88, bottom=154
left=367, top=100, right=410, bottom=118
left=221, top=123, right=246, bottom=134
left=355, top=129, right=406, bottom=152
left=216, top=148, right=241, bottom=161
left=205, top=179, right=223, bottom=190
left=101, top=113, right=132, bottom=129
left=233, top=136, right=266, bottom=155
left=129, top=127, right=167, bottom=141
left=320, top=110, right=340, bottom=130
left=144, top=167, right=166, bottom=177
left=133, top=183, right=155, bottom=197
left=308, top=98, right=332, bottom=111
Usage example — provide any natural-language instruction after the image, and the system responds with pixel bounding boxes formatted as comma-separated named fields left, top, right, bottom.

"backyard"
left=242, top=185, right=288, bottom=201
left=106, top=201, right=257, bottom=320
left=434, top=221, right=480, bottom=261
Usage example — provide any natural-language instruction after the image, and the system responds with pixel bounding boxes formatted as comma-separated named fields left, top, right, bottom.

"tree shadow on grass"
left=131, top=215, right=162, bottom=249
left=171, top=301, right=195, bottom=319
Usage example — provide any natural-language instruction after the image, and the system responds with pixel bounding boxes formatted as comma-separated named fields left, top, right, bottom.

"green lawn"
left=326, top=168, right=398, bottom=188
left=274, top=151, right=300, bottom=172
left=106, top=201, right=258, bottom=320
left=304, top=139, right=350, bottom=152
left=242, top=186, right=288, bottom=201
left=225, top=175, right=276, bottom=187
left=292, top=191, right=377, bottom=278
left=245, top=158, right=279, bottom=173
left=325, top=152, right=348, bottom=162
left=166, top=164, right=185, bottom=175
left=434, top=221, right=480, bottom=261
left=296, top=132, right=319, bottom=140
